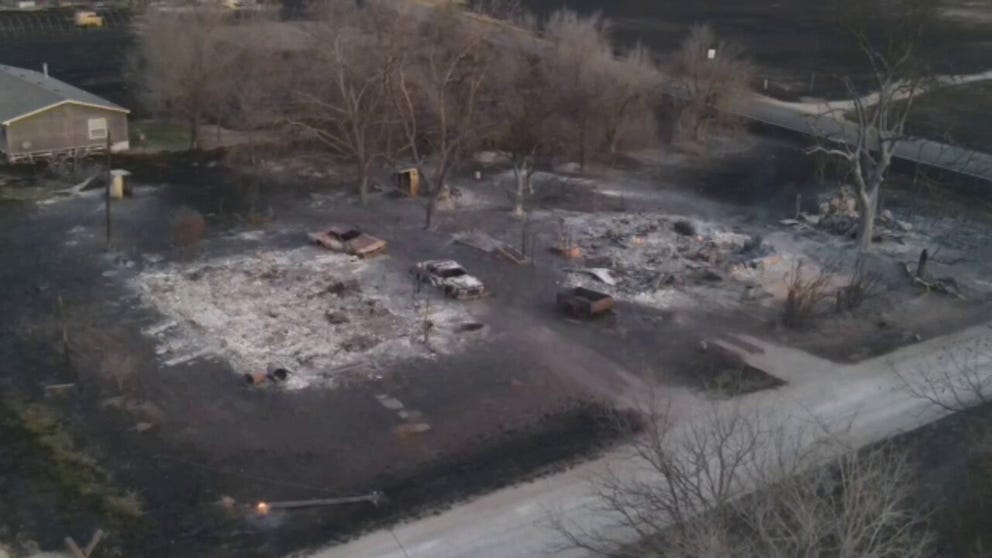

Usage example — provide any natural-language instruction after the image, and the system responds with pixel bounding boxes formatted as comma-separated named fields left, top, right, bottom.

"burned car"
left=411, top=260, right=486, bottom=299
left=556, top=287, right=614, bottom=318
left=308, top=226, right=387, bottom=258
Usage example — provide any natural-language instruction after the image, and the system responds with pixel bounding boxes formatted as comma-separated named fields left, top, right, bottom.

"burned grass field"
left=523, top=0, right=992, bottom=99
left=4, top=123, right=992, bottom=554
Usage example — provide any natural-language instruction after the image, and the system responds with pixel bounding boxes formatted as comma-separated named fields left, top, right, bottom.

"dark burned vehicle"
left=557, top=287, right=614, bottom=318
left=411, top=260, right=487, bottom=299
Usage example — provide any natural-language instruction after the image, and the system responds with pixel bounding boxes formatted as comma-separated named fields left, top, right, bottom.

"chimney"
left=42, top=63, right=48, bottom=78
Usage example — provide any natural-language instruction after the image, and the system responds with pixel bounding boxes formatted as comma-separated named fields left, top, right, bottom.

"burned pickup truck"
left=412, top=260, right=487, bottom=300
left=308, top=226, right=387, bottom=258
left=557, top=287, right=614, bottom=318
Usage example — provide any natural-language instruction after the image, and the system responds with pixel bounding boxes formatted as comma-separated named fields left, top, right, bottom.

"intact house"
left=0, top=64, right=129, bottom=164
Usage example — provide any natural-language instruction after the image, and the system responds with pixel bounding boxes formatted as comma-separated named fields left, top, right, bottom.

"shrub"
left=835, top=256, right=881, bottom=312
left=783, top=260, right=832, bottom=328
left=171, top=206, right=206, bottom=247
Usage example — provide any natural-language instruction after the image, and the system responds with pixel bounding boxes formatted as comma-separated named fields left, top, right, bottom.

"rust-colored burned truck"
left=556, top=287, right=614, bottom=318
left=308, top=226, right=387, bottom=258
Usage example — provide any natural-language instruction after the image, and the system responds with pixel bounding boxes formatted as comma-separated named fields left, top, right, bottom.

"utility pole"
left=105, top=131, right=112, bottom=249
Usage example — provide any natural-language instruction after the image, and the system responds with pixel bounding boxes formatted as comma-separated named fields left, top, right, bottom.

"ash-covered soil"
left=134, top=246, right=482, bottom=389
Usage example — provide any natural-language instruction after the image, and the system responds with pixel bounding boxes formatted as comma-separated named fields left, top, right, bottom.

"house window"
left=87, top=117, right=108, bottom=140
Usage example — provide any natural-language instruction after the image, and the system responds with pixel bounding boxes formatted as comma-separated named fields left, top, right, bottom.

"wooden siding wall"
left=4, top=104, right=128, bottom=156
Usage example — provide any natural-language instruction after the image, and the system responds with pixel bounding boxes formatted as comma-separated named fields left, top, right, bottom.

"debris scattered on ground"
left=244, top=367, right=291, bottom=387
left=43, top=383, right=75, bottom=396
left=566, top=267, right=618, bottom=286
left=783, top=186, right=912, bottom=243
left=133, top=422, right=154, bottom=433
left=394, top=423, right=432, bottom=437
left=453, top=231, right=503, bottom=253
left=559, top=212, right=771, bottom=310
left=673, top=219, right=697, bottom=236
left=496, top=245, right=530, bottom=265
left=54, top=174, right=99, bottom=197
left=902, top=262, right=964, bottom=298
left=455, top=231, right=531, bottom=264
left=65, top=528, right=104, bottom=558
left=134, top=248, right=482, bottom=389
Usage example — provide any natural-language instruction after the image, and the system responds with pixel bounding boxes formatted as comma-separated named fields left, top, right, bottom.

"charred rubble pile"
left=563, top=214, right=772, bottom=296
left=784, top=186, right=914, bottom=240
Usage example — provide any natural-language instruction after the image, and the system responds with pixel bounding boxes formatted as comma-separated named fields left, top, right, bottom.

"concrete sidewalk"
left=300, top=321, right=992, bottom=558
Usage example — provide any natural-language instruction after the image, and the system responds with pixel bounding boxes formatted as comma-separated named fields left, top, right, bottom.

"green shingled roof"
left=0, top=64, right=128, bottom=125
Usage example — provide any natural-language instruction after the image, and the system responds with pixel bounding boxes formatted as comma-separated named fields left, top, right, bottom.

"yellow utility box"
left=74, top=11, right=104, bottom=28
left=109, top=169, right=130, bottom=199
left=396, top=167, right=420, bottom=197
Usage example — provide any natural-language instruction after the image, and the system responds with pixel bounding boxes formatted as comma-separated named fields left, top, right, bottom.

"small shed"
left=396, top=167, right=420, bottom=197
left=0, top=64, right=129, bottom=164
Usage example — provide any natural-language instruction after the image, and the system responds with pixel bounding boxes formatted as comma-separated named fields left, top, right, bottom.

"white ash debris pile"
left=788, top=186, right=913, bottom=238
left=561, top=213, right=772, bottom=297
left=134, top=248, right=479, bottom=388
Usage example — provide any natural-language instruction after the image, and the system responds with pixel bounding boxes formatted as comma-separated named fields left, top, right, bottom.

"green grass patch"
left=0, top=396, right=145, bottom=526
left=129, top=119, right=192, bottom=153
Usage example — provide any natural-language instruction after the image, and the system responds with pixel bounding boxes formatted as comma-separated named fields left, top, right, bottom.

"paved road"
left=740, top=93, right=992, bottom=182
left=299, top=321, right=992, bottom=558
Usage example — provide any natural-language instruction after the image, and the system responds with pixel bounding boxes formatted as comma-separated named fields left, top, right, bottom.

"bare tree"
left=808, top=0, right=938, bottom=250
left=670, top=25, right=753, bottom=147
left=554, top=403, right=932, bottom=557
left=600, top=44, right=661, bottom=156
left=485, top=11, right=659, bottom=215
left=900, top=335, right=992, bottom=414
left=540, top=10, right=614, bottom=173
left=390, top=5, right=494, bottom=229
left=131, top=6, right=233, bottom=150
left=289, top=1, right=403, bottom=204
left=222, top=13, right=291, bottom=166
left=897, top=332, right=992, bottom=555
left=485, top=22, right=560, bottom=216
left=539, top=11, right=661, bottom=173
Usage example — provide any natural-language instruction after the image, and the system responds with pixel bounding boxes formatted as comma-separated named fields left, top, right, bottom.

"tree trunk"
left=606, top=126, right=618, bottom=155
left=422, top=170, right=438, bottom=230
left=855, top=186, right=879, bottom=251
left=425, top=196, right=435, bottom=230
left=513, top=164, right=525, bottom=217
left=578, top=120, right=587, bottom=174
left=358, top=162, right=369, bottom=206
left=915, top=248, right=928, bottom=279
left=813, top=152, right=827, bottom=184
left=692, top=111, right=705, bottom=143
left=189, top=115, right=200, bottom=151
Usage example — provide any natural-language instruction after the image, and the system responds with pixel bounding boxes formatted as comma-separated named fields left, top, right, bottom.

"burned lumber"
left=901, top=262, right=963, bottom=299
